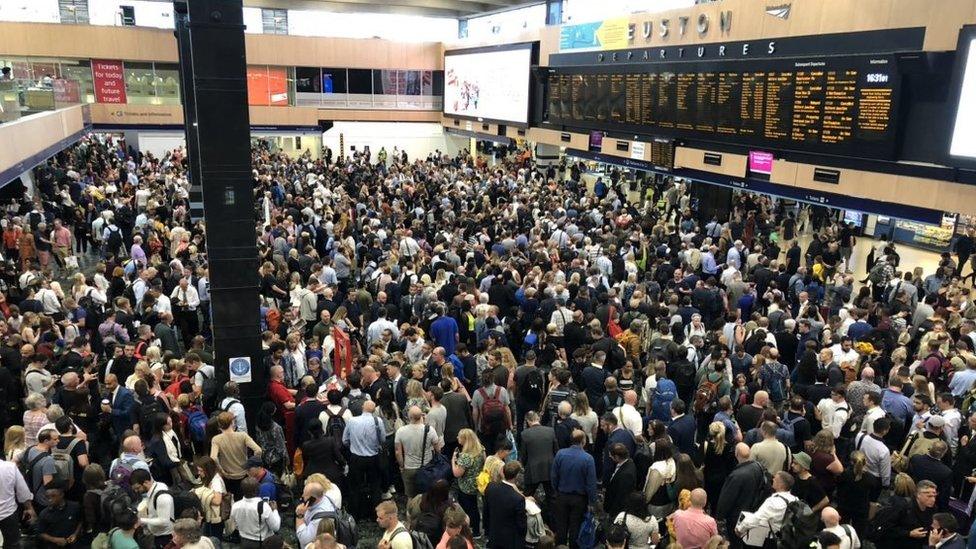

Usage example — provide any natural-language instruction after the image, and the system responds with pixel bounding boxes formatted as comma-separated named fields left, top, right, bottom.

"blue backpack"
left=652, top=379, right=678, bottom=423
left=764, top=364, right=787, bottom=402
left=577, top=511, right=598, bottom=549
left=187, top=409, right=209, bottom=442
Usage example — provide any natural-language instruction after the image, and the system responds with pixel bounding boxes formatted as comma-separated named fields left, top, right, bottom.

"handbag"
left=416, top=425, right=452, bottom=493
left=577, top=510, right=598, bottom=549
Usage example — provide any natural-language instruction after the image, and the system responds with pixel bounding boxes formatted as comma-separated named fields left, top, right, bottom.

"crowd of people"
left=0, top=131, right=975, bottom=549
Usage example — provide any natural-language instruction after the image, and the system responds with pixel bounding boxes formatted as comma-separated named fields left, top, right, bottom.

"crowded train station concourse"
left=3, top=0, right=976, bottom=547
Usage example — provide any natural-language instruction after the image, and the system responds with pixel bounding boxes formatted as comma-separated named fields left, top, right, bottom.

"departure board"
left=546, top=54, right=900, bottom=159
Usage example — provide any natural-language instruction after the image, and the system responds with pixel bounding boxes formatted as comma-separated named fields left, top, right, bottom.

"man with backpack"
left=231, top=477, right=282, bottom=548
left=472, top=370, right=512, bottom=454
left=759, top=349, right=791, bottom=407
left=23, top=428, right=59, bottom=514
left=130, top=468, right=175, bottom=547
left=51, top=416, right=87, bottom=500
left=735, top=471, right=800, bottom=546
left=219, top=382, right=247, bottom=433
left=377, top=500, right=423, bottom=549
left=514, top=351, right=545, bottom=441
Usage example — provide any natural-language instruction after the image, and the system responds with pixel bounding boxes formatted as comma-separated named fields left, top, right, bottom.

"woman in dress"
left=451, top=429, right=486, bottom=538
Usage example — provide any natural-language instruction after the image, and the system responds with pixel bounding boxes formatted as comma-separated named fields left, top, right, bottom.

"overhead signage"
left=631, top=141, right=646, bottom=160
left=92, top=60, right=127, bottom=104
left=749, top=151, right=774, bottom=174
left=560, top=18, right=630, bottom=52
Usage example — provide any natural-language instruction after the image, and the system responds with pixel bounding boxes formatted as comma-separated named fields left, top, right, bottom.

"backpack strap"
left=24, top=447, right=49, bottom=481
left=419, top=425, right=429, bottom=468
left=222, top=399, right=240, bottom=412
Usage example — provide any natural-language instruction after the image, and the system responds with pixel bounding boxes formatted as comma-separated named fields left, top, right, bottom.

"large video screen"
left=546, top=54, right=901, bottom=159
left=949, top=30, right=976, bottom=163
left=444, top=45, right=532, bottom=125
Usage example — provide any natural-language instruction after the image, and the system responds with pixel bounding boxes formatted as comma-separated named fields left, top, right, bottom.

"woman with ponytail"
left=701, top=421, right=735, bottom=513
left=836, top=450, right=874, bottom=534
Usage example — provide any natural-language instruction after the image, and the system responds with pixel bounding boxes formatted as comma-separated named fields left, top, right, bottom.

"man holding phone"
left=926, top=513, right=965, bottom=549
left=295, top=481, right=335, bottom=547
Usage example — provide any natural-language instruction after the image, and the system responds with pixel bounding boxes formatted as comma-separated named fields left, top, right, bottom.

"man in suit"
left=667, top=399, right=698, bottom=459
left=520, top=411, right=557, bottom=522
left=101, top=373, right=136, bottom=441
left=715, top=443, right=767, bottom=544
left=908, top=440, right=953, bottom=511
left=484, top=461, right=528, bottom=548
left=604, top=443, right=637, bottom=519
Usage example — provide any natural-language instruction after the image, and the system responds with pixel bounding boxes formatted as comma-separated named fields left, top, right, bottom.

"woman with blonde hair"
left=836, top=450, right=874, bottom=534
left=304, top=472, right=343, bottom=509
left=451, top=429, right=485, bottom=538
left=702, top=421, right=735, bottom=513
left=4, top=425, right=26, bottom=463
left=571, top=392, right=599, bottom=447
left=404, top=379, right=429, bottom=416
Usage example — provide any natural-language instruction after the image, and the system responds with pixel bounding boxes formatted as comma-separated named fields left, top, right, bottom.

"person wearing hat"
left=245, top=455, right=278, bottom=502
left=790, top=452, right=830, bottom=513
left=905, top=415, right=947, bottom=461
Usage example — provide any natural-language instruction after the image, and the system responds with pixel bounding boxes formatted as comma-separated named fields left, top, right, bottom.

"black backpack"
left=106, top=226, right=123, bottom=253
left=138, top=396, right=165, bottom=437
left=152, top=489, right=200, bottom=521
left=520, top=367, right=545, bottom=403
left=324, top=406, right=348, bottom=445
left=865, top=497, right=908, bottom=542
left=774, top=496, right=820, bottom=549
left=198, top=370, right=220, bottom=414
left=310, top=495, right=358, bottom=546
left=99, top=483, right=136, bottom=529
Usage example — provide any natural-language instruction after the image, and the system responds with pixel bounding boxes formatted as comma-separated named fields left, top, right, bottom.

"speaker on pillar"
left=174, top=0, right=264, bottom=430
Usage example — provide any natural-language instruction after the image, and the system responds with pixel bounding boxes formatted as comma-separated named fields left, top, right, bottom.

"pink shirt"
left=53, top=227, right=71, bottom=248
left=672, top=507, right=718, bottom=549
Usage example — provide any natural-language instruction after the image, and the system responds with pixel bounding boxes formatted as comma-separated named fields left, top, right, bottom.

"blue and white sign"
left=229, top=356, right=252, bottom=383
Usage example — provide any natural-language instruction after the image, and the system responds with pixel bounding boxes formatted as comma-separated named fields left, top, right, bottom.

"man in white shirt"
left=131, top=469, right=174, bottom=546
left=231, top=477, right=281, bottom=546
left=219, top=382, right=247, bottom=433
left=612, top=390, right=643, bottom=438
left=830, top=337, right=859, bottom=367
left=936, top=393, right=963, bottom=454
left=366, top=307, right=399, bottom=347
left=171, top=277, right=201, bottom=339
left=735, top=472, right=799, bottom=546
left=376, top=500, right=412, bottom=549
left=860, top=392, right=886, bottom=434
left=0, top=457, right=36, bottom=546
left=817, top=386, right=850, bottom=439
left=821, top=507, right=860, bottom=549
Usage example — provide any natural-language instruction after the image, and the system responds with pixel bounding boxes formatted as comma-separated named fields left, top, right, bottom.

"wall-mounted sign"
left=92, top=60, right=126, bottom=104
left=560, top=18, right=630, bottom=52
left=703, top=152, right=723, bottom=166
left=813, top=167, right=841, bottom=184
left=631, top=141, right=646, bottom=160
left=229, top=356, right=252, bottom=383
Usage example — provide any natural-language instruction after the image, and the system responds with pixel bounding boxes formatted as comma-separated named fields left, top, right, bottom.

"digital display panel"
left=949, top=32, right=976, bottom=162
left=444, top=45, right=533, bottom=124
left=545, top=54, right=900, bottom=159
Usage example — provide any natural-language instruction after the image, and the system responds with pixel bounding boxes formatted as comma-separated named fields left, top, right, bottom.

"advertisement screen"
left=247, top=66, right=288, bottom=106
left=444, top=46, right=532, bottom=124
left=950, top=35, right=976, bottom=161
left=749, top=150, right=774, bottom=175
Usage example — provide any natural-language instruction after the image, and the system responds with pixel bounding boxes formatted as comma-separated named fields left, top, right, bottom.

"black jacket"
left=483, top=481, right=527, bottom=548
left=301, top=435, right=346, bottom=484
left=908, top=454, right=953, bottom=511
left=604, top=459, right=637, bottom=518
left=715, top=460, right=766, bottom=523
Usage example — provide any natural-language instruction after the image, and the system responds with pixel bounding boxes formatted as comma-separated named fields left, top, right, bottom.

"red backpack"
left=478, top=387, right=508, bottom=433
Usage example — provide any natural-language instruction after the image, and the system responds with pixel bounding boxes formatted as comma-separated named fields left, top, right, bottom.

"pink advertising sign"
left=749, top=150, right=774, bottom=175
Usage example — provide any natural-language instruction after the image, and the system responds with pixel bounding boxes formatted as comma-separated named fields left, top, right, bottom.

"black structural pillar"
left=173, top=0, right=264, bottom=429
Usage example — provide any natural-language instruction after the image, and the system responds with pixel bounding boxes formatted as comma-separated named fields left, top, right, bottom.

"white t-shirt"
left=817, top=398, right=850, bottom=438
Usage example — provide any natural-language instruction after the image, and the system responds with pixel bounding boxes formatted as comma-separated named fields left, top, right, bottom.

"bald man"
left=612, top=390, right=643, bottom=438
left=672, top=488, right=718, bottom=548
left=395, top=405, right=441, bottom=497
left=343, top=399, right=386, bottom=520
left=821, top=507, right=860, bottom=549
left=847, top=366, right=882, bottom=418
left=716, top=443, right=767, bottom=542
left=109, top=434, right=150, bottom=479
left=102, top=373, right=137, bottom=439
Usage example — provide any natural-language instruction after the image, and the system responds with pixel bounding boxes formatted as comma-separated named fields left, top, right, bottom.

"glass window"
left=322, top=68, right=346, bottom=94
left=295, top=67, right=321, bottom=93
left=433, top=70, right=444, bottom=96
left=401, top=70, right=421, bottom=96
left=59, top=0, right=90, bottom=24
left=151, top=63, right=180, bottom=105
left=373, top=70, right=397, bottom=95
left=124, top=61, right=155, bottom=104
left=347, top=69, right=372, bottom=94
left=421, top=70, right=433, bottom=96
left=59, top=59, right=93, bottom=103
left=261, top=8, right=288, bottom=35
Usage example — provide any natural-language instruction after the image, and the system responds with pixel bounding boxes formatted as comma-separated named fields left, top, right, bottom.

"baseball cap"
left=244, top=456, right=265, bottom=469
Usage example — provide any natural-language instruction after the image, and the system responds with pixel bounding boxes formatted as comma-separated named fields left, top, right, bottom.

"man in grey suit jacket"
left=519, top=411, right=558, bottom=522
